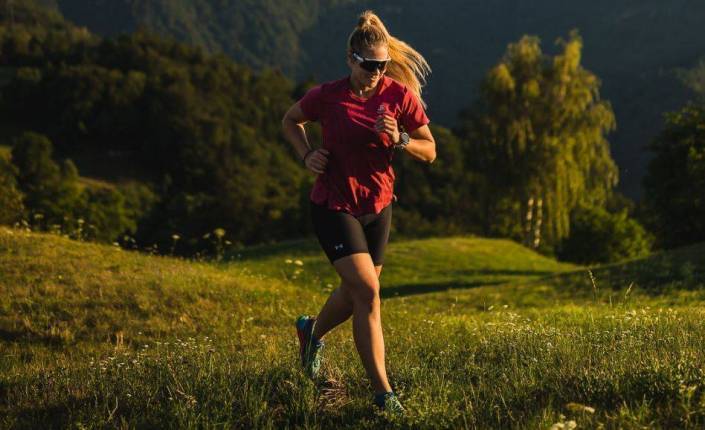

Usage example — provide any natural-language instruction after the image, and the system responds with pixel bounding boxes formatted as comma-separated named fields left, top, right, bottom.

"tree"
left=643, top=103, right=705, bottom=248
left=78, top=186, right=135, bottom=242
left=11, top=132, right=81, bottom=228
left=393, top=125, right=486, bottom=237
left=0, top=155, right=24, bottom=224
left=457, top=31, right=618, bottom=249
left=557, top=205, right=652, bottom=264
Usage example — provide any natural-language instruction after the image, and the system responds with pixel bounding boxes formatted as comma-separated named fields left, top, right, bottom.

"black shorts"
left=310, top=201, right=392, bottom=266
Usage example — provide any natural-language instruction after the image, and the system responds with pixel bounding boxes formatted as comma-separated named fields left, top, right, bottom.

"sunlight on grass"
left=2, top=227, right=705, bottom=428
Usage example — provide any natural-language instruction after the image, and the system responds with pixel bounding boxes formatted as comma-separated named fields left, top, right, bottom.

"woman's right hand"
left=304, top=148, right=329, bottom=174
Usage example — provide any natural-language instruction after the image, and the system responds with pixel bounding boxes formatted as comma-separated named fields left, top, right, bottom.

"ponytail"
left=348, top=10, right=431, bottom=108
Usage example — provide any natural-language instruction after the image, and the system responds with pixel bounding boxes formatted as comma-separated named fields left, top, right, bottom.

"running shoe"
left=295, top=315, right=324, bottom=379
left=375, top=391, right=405, bottom=416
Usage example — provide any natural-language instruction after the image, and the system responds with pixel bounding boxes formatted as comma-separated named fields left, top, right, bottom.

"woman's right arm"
left=281, top=101, right=329, bottom=174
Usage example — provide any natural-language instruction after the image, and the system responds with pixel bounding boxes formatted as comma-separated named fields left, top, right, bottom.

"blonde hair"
left=347, top=10, right=431, bottom=107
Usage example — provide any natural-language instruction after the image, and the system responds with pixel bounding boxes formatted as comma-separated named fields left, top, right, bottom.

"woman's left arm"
left=376, top=115, right=436, bottom=163
left=402, top=125, right=436, bottom=163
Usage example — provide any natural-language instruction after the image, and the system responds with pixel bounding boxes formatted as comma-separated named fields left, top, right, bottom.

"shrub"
left=558, top=205, right=653, bottom=264
left=0, top=155, right=24, bottom=225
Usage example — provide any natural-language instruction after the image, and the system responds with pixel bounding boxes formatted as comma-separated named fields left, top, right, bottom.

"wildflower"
left=566, top=402, right=596, bottom=414
left=294, top=260, right=304, bottom=266
left=213, top=228, right=226, bottom=238
left=285, top=259, right=293, bottom=264
left=172, top=234, right=181, bottom=241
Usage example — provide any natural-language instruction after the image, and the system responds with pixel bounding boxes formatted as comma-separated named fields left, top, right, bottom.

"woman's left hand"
left=375, top=113, right=400, bottom=144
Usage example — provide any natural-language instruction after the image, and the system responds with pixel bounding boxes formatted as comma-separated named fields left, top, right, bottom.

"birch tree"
left=460, top=31, right=618, bottom=248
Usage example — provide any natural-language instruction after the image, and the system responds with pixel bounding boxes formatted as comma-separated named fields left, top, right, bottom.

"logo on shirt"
left=334, top=243, right=344, bottom=251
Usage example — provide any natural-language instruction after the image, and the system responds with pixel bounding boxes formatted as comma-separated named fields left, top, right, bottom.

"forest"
left=1, top=1, right=703, bottom=262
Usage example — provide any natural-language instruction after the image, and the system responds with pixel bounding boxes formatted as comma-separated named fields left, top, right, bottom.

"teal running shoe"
left=295, top=315, right=324, bottom=379
left=375, top=392, right=405, bottom=416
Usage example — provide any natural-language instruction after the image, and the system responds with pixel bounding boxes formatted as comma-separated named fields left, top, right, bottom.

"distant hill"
left=47, top=0, right=705, bottom=198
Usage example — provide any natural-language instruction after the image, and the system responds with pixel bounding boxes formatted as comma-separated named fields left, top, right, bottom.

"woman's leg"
left=313, top=265, right=383, bottom=340
left=332, top=253, right=391, bottom=394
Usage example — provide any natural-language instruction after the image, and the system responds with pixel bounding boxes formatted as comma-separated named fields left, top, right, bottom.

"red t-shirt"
left=299, top=75, right=430, bottom=216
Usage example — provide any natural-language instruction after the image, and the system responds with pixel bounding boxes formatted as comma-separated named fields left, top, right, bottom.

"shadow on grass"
left=448, top=269, right=558, bottom=277
left=527, top=243, right=705, bottom=294
left=0, top=328, right=68, bottom=348
left=381, top=280, right=507, bottom=298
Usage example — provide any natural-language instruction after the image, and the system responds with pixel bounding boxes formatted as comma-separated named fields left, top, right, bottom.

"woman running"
left=281, top=10, right=436, bottom=413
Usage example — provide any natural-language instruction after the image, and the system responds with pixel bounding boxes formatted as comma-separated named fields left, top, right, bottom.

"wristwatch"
left=395, top=132, right=410, bottom=149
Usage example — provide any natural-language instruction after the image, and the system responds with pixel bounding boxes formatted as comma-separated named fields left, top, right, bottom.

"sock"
left=374, top=391, right=393, bottom=407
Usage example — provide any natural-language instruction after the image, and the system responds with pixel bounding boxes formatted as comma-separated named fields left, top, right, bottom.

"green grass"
left=231, top=236, right=577, bottom=297
left=2, top=226, right=705, bottom=428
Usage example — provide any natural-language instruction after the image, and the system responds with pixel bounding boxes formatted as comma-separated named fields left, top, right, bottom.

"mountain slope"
left=49, top=0, right=705, bottom=197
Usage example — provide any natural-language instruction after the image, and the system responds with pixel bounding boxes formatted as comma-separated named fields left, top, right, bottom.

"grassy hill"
left=2, top=227, right=705, bottom=428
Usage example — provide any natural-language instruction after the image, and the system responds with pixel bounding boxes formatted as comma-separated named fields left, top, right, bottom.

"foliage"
left=557, top=205, right=652, bottom=265
left=10, top=131, right=82, bottom=228
left=392, top=125, right=486, bottom=238
left=643, top=103, right=705, bottom=248
left=457, top=31, right=618, bottom=249
left=0, top=4, right=310, bottom=252
left=9, top=132, right=141, bottom=242
left=47, top=0, right=705, bottom=198
left=0, top=154, right=24, bottom=224
left=77, top=186, right=134, bottom=242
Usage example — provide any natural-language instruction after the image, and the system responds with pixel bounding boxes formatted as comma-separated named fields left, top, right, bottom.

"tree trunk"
left=524, top=197, right=534, bottom=247
left=532, top=198, right=543, bottom=249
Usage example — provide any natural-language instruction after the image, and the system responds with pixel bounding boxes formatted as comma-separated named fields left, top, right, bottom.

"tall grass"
left=2, top=227, right=705, bottom=428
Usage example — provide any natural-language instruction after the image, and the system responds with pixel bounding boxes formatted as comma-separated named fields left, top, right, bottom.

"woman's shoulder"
left=380, top=76, right=411, bottom=97
left=314, top=76, right=350, bottom=94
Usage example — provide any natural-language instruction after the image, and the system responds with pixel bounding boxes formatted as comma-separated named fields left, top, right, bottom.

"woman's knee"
left=343, top=279, right=380, bottom=309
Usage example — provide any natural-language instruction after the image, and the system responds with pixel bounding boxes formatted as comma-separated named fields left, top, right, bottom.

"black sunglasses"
left=352, top=52, right=390, bottom=72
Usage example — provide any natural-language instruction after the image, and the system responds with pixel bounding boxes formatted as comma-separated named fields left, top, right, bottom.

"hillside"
left=48, top=0, right=705, bottom=197
left=2, top=227, right=705, bottom=427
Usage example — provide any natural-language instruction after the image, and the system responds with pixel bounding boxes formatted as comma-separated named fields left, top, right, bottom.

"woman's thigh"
left=333, top=253, right=380, bottom=302
left=360, top=204, right=392, bottom=266
left=310, top=202, right=370, bottom=264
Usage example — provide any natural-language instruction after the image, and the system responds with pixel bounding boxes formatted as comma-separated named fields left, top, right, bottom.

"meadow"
left=2, top=226, right=705, bottom=429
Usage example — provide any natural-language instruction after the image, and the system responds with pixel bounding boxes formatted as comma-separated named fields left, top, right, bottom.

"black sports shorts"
left=310, top=200, right=392, bottom=266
